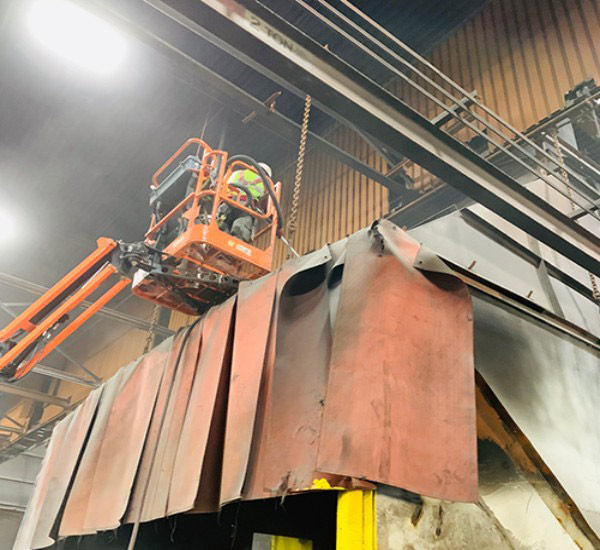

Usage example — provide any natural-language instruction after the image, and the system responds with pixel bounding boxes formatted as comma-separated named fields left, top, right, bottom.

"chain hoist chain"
left=551, top=129, right=600, bottom=304
left=287, top=94, right=312, bottom=253
left=143, top=304, right=161, bottom=354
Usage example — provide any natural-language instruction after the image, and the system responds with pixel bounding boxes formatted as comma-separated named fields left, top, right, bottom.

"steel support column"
left=141, top=0, right=600, bottom=276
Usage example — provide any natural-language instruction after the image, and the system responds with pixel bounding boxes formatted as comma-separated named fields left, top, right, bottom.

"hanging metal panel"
left=243, top=246, right=333, bottom=500
left=124, top=327, right=197, bottom=523
left=220, top=274, right=277, bottom=505
left=167, top=298, right=235, bottom=515
left=192, top=333, right=233, bottom=513
left=76, top=340, right=172, bottom=532
left=13, top=387, right=102, bottom=550
left=262, top=247, right=333, bottom=495
left=317, top=222, right=478, bottom=502
left=59, top=364, right=131, bottom=536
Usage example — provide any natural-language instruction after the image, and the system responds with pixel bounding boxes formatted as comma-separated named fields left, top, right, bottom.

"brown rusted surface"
left=317, top=224, right=478, bottom=502
left=124, top=326, right=198, bottom=523
left=192, top=323, right=233, bottom=513
left=220, top=274, right=277, bottom=505
left=59, top=363, right=132, bottom=536
left=77, top=338, right=172, bottom=532
left=13, top=414, right=70, bottom=550
left=14, top=387, right=102, bottom=550
left=167, top=297, right=235, bottom=515
left=263, top=247, right=333, bottom=495
left=238, top=291, right=278, bottom=501
left=23, top=222, right=481, bottom=538
left=30, top=387, right=103, bottom=548
left=243, top=247, right=333, bottom=500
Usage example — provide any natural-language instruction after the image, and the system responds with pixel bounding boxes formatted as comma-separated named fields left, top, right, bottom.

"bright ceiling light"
left=28, top=0, right=126, bottom=75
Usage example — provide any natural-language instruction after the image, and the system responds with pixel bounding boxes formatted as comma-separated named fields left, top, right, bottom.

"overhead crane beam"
left=136, top=0, right=600, bottom=277
left=77, top=0, right=409, bottom=196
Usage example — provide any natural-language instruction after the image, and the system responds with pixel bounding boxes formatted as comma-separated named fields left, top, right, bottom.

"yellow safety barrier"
left=337, top=490, right=377, bottom=550
left=272, top=487, right=377, bottom=549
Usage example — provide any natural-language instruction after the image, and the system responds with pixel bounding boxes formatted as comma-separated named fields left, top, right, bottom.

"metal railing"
left=287, top=0, right=600, bottom=220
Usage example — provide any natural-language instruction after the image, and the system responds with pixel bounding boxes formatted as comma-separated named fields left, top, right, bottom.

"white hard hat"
left=258, top=162, right=272, bottom=178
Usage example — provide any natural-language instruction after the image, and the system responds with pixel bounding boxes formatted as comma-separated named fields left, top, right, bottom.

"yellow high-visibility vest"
left=228, top=169, right=265, bottom=200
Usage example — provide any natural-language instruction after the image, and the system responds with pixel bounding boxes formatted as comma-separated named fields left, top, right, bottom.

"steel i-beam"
left=77, top=0, right=408, bottom=196
left=142, top=0, right=600, bottom=276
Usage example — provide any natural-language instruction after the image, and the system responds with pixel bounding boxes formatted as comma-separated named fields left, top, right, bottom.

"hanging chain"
left=551, top=129, right=600, bottom=304
left=287, top=94, right=312, bottom=254
left=143, top=304, right=161, bottom=354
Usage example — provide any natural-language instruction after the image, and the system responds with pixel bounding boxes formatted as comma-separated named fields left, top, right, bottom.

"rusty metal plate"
left=220, top=273, right=277, bottom=505
left=243, top=247, right=333, bottom=500
left=28, top=386, right=103, bottom=549
left=192, top=329, right=232, bottom=514
left=78, top=338, right=173, bottom=532
left=123, top=327, right=192, bottom=524
left=167, top=297, right=235, bottom=515
left=138, top=322, right=202, bottom=522
left=13, top=414, right=71, bottom=550
left=237, top=291, right=278, bottom=502
left=263, top=255, right=333, bottom=495
left=14, top=386, right=101, bottom=549
left=59, top=362, right=132, bottom=536
left=317, top=226, right=478, bottom=502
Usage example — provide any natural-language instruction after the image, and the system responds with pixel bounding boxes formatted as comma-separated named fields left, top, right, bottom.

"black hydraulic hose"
left=225, top=155, right=283, bottom=237
left=227, top=183, right=252, bottom=202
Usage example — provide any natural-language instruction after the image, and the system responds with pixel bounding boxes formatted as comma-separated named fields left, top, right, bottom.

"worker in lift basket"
left=219, top=162, right=272, bottom=243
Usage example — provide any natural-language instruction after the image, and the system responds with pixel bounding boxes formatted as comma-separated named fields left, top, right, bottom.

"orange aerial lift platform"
left=0, top=138, right=283, bottom=382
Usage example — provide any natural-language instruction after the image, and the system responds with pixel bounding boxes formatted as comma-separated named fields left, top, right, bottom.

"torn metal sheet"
left=59, top=363, right=131, bottom=537
left=78, top=337, right=173, bottom=533
left=192, top=329, right=232, bottom=513
left=243, top=247, right=333, bottom=500
left=220, top=274, right=277, bottom=505
left=317, top=225, right=478, bottom=502
left=167, top=297, right=235, bottom=515
left=12, top=414, right=70, bottom=550
left=13, top=386, right=101, bottom=550
left=28, top=387, right=103, bottom=549
left=263, top=248, right=333, bottom=495
left=238, top=288, right=278, bottom=502
left=129, top=322, right=202, bottom=522
left=23, top=221, right=481, bottom=540
left=123, top=328, right=190, bottom=524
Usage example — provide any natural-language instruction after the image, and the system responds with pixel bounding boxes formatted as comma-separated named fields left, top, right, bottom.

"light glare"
left=28, top=0, right=126, bottom=74
left=0, top=208, right=18, bottom=246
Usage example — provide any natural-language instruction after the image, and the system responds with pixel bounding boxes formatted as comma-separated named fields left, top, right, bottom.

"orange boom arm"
left=0, top=238, right=130, bottom=382
left=0, top=137, right=284, bottom=382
